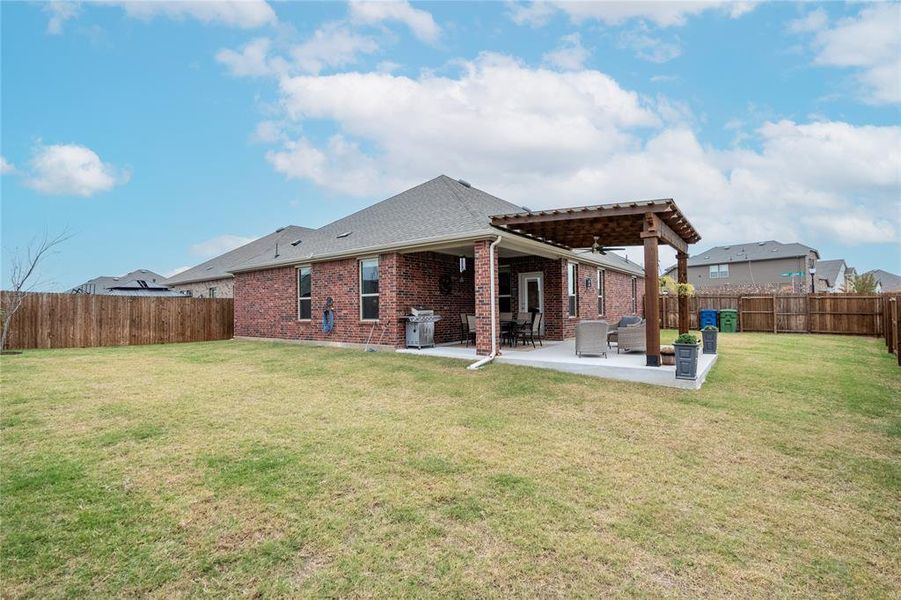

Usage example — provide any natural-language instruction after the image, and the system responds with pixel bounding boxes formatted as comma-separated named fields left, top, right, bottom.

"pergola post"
left=677, top=251, right=689, bottom=334
left=642, top=216, right=661, bottom=367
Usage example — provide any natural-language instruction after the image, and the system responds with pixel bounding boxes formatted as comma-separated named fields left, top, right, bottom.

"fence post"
left=772, top=294, right=778, bottom=334
left=891, top=297, right=899, bottom=364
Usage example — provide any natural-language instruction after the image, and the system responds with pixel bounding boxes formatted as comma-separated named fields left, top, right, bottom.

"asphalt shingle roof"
left=680, top=240, right=818, bottom=268
left=233, top=176, right=526, bottom=272
left=72, top=269, right=168, bottom=294
left=815, top=259, right=846, bottom=287
left=864, top=269, right=901, bottom=292
left=164, top=226, right=315, bottom=285
left=229, top=175, right=645, bottom=277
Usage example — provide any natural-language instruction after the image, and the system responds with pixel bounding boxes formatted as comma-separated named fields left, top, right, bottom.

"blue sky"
left=2, top=1, right=899, bottom=290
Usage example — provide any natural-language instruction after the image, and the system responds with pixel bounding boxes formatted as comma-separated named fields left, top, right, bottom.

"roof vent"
left=336, top=231, right=352, bottom=238
left=276, top=227, right=286, bottom=233
left=290, top=239, right=303, bottom=247
left=723, top=246, right=730, bottom=250
left=758, top=241, right=766, bottom=246
left=457, top=179, right=471, bottom=188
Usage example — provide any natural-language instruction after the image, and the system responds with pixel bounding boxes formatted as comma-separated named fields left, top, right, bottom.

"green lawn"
left=1, top=332, right=899, bottom=597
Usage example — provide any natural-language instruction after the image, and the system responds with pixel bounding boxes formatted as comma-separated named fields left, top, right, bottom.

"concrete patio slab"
left=398, top=340, right=718, bottom=389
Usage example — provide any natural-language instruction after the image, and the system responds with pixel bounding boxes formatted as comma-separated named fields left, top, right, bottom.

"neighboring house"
left=71, top=269, right=184, bottom=296
left=164, top=226, right=315, bottom=298
left=663, top=240, right=820, bottom=292
left=864, top=269, right=901, bottom=292
left=814, top=259, right=849, bottom=293
left=230, top=175, right=650, bottom=354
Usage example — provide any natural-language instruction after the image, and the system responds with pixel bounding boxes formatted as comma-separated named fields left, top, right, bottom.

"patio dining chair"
left=575, top=320, right=609, bottom=358
left=515, top=310, right=543, bottom=348
left=465, top=315, right=477, bottom=347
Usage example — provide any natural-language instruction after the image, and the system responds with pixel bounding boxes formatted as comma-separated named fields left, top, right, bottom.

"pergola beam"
left=493, top=203, right=665, bottom=227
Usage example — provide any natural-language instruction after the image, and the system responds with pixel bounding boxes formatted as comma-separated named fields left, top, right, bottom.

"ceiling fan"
left=591, top=236, right=625, bottom=255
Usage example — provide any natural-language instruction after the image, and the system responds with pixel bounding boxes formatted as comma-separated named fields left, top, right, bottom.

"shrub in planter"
left=660, top=345, right=676, bottom=366
left=673, top=333, right=700, bottom=380
left=702, top=325, right=718, bottom=355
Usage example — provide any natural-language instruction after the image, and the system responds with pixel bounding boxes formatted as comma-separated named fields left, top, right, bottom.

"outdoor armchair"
left=575, top=320, right=609, bottom=358
left=616, top=320, right=647, bottom=354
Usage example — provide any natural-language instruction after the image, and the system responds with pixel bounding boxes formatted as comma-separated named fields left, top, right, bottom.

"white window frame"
left=597, top=268, right=605, bottom=316
left=359, top=257, right=380, bottom=321
left=709, top=264, right=730, bottom=279
left=297, top=265, right=312, bottom=321
left=567, top=262, right=578, bottom=318
left=630, top=276, right=638, bottom=313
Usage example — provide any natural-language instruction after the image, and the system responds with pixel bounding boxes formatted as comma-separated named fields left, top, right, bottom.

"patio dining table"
left=500, top=319, right=527, bottom=347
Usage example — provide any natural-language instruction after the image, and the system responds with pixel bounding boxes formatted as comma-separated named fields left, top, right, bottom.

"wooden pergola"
left=491, top=199, right=701, bottom=367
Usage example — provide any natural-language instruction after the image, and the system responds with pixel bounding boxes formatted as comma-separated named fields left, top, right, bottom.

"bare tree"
left=1, top=230, right=70, bottom=352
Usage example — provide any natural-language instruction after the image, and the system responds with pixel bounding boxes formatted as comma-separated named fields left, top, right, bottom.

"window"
left=709, top=264, right=730, bottom=279
left=498, top=266, right=512, bottom=312
left=297, top=266, right=311, bottom=320
left=208, top=287, right=217, bottom=298
left=567, top=262, right=578, bottom=317
left=630, top=277, right=638, bottom=313
left=597, top=269, right=605, bottom=315
left=360, top=258, right=379, bottom=320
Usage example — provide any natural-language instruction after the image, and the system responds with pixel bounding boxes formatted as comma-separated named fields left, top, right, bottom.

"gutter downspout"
left=468, top=235, right=503, bottom=370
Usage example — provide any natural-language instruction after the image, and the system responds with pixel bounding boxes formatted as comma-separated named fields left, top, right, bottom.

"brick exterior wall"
left=474, top=240, right=499, bottom=355
left=398, top=252, right=475, bottom=344
left=233, top=244, right=645, bottom=350
left=169, top=277, right=234, bottom=299
left=600, top=268, right=644, bottom=324
left=234, top=254, right=404, bottom=346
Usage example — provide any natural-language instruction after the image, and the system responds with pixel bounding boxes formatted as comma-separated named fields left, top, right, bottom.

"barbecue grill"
left=403, top=307, right=442, bottom=349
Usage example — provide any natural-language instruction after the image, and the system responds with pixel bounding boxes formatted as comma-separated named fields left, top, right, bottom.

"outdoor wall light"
left=585, top=277, right=592, bottom=289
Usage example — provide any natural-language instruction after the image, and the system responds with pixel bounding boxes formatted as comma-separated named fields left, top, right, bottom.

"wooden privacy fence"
left=883, top=294, right=901, bottom=366
left=1, top=292, right=234, bottom=350
left=659, top=293, right=888, bottom=336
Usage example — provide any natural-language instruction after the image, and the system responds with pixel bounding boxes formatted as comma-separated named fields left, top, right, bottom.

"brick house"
left=231, top=176, right=645, bottom=356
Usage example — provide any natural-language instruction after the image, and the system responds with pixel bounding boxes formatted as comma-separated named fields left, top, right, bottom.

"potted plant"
left=673, top=333, right=700, bottom=380
left=660, top=345, right=675, bottom=365
left=701, top=325, right=718, bottom=355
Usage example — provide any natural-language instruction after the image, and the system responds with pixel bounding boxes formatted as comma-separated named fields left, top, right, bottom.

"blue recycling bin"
left=699, top=309, right=719, bottom=329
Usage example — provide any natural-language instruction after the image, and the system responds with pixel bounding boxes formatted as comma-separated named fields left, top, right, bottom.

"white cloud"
left=216, top=37, right=287, bottom=77
left=796, top=4, right=901, bottom=105
left=44, top=0, right=276, bottom=32
left=803, top=214, right=896, bottom=245
left=618, top=24, right=682, bottom=63
left=511, top=1, right=757, bottom=28
left=542, top=33, right=590, bottom=71
left=787, top=8, right=827, bottom=34
left=0, top=156, right=15, bottom=175
left=217, top=25, right=378, bottom=78
left=44, top=0, right=81, bottom=34
left=108, top=0, right=275, bottom=28
left=190, top=234, right=256, bottom=258
left=25, top=143, right=129, bottom=197
left=290, top=23, right=379, bottom=74
left=260, top=54, right=898, bottom=249
left=349, top=0, right=440, bottom=43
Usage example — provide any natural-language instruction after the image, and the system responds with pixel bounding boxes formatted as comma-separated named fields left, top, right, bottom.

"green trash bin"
left=719, top=309, right=738, bottom=333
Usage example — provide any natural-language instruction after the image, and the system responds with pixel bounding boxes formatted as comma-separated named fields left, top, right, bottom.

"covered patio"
left=490, top=199, right=701, bottom=367
left=398, top=340, right=717, bottom=389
